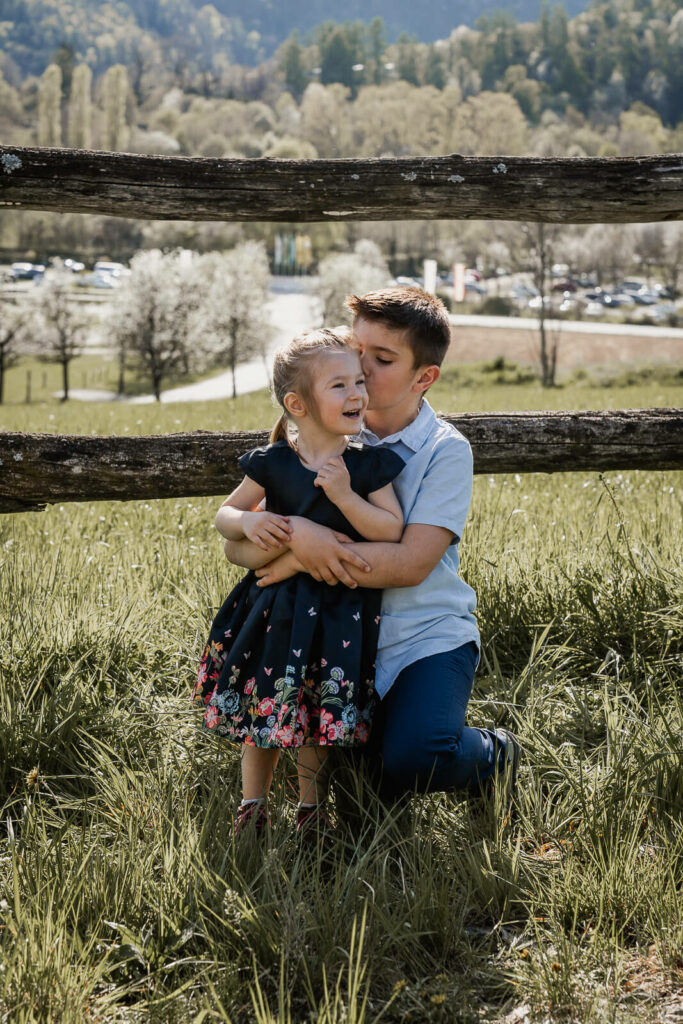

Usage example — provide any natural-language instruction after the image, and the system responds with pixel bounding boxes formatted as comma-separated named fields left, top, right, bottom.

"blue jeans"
left=374, top=643, right=497, bottom=799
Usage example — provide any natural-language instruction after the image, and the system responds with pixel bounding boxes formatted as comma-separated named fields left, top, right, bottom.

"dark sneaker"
left=492, top=728, right=520, bottom=806
left=234, top=800, right=269, bottom=837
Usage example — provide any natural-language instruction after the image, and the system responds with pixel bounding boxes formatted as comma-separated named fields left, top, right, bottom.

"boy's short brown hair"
left=346, top=287, right=451, bottom=368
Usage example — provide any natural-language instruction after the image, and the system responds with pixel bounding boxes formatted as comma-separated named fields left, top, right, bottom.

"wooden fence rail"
left=1, top=409, right=680, bottom=514
left=2, top=147, right=682, bottom=223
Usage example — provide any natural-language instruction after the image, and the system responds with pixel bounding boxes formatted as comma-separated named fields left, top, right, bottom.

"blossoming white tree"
left=110, top=243, right=270, bottom=401
left=199, top=241, right=271, bottom=399
left=0, top=298, right=31, bottom=405
left=34, top=266, right=86, bottom=402
left=110, top=249, right=206, bottom=402
left=315, top=239, right=390, bottom=325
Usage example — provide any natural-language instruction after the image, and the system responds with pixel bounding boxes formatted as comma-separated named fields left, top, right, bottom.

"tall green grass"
left=0, top=380, right=681, bottom=1022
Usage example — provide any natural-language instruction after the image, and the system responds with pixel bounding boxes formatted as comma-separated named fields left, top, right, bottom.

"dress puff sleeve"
left=366, top=446, right=405, bottom=493
left=237, top=445, right=271, bottom=489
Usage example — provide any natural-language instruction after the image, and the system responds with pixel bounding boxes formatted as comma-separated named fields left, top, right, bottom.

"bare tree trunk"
left=61, top=357, right=69, bottom=401
left=230, top=331, right=237, bottom=399
left=118, top=342, right=126, bottom=395
left=536, top=223, right=556, bottom=388
left=0, top=347, right=5, bottom=405
left=539, top=308, right=549, bottom=386
left=550, top=332, right=558, bottom=386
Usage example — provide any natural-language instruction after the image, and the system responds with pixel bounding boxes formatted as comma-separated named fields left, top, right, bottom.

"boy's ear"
left=283, top=391, right=307, bottom=419
left=413, top=365, right=440, bottom=394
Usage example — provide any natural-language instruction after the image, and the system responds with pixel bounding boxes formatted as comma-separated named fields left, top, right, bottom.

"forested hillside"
left=1, top=0, right=681, bottom=261
left=0, top=0, right=594, bottom=75
left=186, top=0, right=591, bottom=50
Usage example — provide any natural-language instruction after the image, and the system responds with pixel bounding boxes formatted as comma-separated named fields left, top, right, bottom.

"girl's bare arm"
left=215, top=476, right=292, bottom=551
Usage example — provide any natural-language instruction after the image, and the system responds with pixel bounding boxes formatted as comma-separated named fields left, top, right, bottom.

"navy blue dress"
left=193, top=440, right=404, bottom=748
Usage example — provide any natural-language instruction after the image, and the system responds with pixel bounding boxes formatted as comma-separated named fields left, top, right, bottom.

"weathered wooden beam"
left=1, top=409, right=680, bottom=513
left=1, top=147, right=682, bottom=223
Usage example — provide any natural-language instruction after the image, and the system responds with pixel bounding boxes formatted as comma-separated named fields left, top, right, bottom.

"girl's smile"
left=308, top=350, right=368, bottom=437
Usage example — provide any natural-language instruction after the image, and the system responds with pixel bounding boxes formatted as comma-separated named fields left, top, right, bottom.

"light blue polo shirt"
left=359, top=399, right=480, bottom=698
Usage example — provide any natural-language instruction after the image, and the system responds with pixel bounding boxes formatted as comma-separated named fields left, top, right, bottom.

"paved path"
left=62, top=289, right=320, bottom=404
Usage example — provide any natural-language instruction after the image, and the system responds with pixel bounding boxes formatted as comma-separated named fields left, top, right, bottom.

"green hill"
left=1, top=0, right=593, bottom=77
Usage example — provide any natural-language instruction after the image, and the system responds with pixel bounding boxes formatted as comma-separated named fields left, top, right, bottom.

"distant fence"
left=2, top=409, right=681, bottom=514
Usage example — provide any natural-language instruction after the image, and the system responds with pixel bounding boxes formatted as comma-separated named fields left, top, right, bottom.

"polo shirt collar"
left=361, top=399, right=436, bottom=452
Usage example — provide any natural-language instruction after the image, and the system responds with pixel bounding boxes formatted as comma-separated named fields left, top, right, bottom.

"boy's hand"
left=241, top=510, right=291, bottom=551
left=287, top=518, right=370, bottom=587
left=314, top=456, right=352, bottom=505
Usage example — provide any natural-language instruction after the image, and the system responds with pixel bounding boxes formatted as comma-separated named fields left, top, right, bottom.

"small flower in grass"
left=392, top=980, right=406, bottom=994
left=430, top=994, right=446, bottom=1005
left=26, top=766, right=39, bottom=788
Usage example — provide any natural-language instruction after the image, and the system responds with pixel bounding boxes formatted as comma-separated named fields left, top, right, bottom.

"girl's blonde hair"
left=270, top=326, right=353, bottom=443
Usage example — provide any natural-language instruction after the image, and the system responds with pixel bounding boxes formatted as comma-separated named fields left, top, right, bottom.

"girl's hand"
left=314, top=456, right=351, bottom=505
left=255, top=550, right=304, bottom=587
left=241, top=511, right=291, bottom=551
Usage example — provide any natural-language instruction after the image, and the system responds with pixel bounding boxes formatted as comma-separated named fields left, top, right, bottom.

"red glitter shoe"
left=296, top=803, right=335, bottom=839
left=234, top=800, right=269, bottom=837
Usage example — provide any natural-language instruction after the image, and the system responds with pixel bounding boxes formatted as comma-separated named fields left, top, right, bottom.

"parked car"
left=465, top=281, right=487, bottom=295
left=512, top=284, right=538, bottom=299
left=438, top=270, right=482, bottom=286
left=9, top=261, right=45, bottom=281
left=551, top=278, right=578, bottom=292
left=619, top=280, right=646, bottom=294
left=93, top=260, right=128, bottom=278
left=75, top=271, right=119, bottom=289
left=650, top=302, right=677, bottom=322
left=64, top=258, right=85, bottom=273
left=528, top=296, right=552, bottom=310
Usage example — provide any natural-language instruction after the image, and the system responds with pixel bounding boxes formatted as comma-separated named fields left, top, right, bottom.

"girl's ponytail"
left=270, top=411, right=289, bottom=444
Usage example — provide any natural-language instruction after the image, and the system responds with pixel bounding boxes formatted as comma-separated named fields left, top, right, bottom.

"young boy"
left=227, top=287, right=518, bottom=800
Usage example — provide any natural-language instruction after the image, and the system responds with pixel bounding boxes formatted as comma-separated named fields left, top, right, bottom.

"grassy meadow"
left=0, top=363, right=681, bottom=1022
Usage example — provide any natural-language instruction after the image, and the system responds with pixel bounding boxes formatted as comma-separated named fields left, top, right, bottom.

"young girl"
left=193, top=328, right=404, bottom=835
